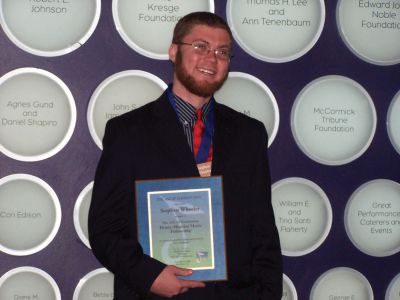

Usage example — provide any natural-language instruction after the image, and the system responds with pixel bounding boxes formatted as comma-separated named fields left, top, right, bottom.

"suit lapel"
left=149, top=94, right=199, bottom=176
left=147, top=95, right=237, bottom=177
left=212, top=103, right=237, bottom=175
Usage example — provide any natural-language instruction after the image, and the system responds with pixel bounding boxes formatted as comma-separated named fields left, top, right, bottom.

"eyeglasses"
left=175, top=41, right=233, bottom=61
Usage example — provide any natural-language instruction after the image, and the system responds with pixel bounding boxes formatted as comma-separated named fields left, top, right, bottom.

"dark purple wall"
left=1, top=1, right=399, bottom=299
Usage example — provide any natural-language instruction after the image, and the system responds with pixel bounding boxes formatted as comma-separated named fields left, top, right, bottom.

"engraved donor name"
left=0, top=211, right=42, bottom=219
left=313, top=107, right=356, bottom=133
left=2, top=100, right=58, bottom=127
left=138, top=1, right=181, bottom=22
left=358, top=0, right=397, bottom=9
left=1, top=118, right=58, bottom=127
left=357, top=1, right=400, bottom=30
left=105, top=104, right=137, bottom=120
left=147, top=3, right=179, bottom=14
left=30, top=0, right=70, bottom=14
left=357, top=201, right=400, bottom=234
left=93, top=291, right=114, bottom=298
left=6, top=100, right=54, bottom=109
left=328, top=295, right=355, bottom=300
left=246, top=0, right=308, bottom=6
left=13, top=294, right=39, bottom=300
left=278, top=199, right=311, bottom=233
left=242, top=0, right=312, bottom=28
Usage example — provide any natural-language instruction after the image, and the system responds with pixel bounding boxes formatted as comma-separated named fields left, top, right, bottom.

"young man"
left=89, top=12, right=282, bottom=299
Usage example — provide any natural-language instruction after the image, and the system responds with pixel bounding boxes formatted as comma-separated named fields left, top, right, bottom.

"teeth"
left=199, top=68, right=215, bottom=74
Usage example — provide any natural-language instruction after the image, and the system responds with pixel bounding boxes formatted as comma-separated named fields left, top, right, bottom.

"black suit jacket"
left=88, top=91, right=282, bottom=299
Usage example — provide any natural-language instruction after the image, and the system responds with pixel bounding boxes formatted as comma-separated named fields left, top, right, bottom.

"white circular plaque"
left=73, top=268, right=114, bottom=300
left=0, top=68, right=76, bottom=161
left=226, top=0, right=325, bottom=62
left=291, top=75, right=376, bottom=165
left=73, top=182, right=93, bottom=249
left=0, top=267, right=61, bottom=300
left=112, top=0, right=214, bottom=59
left=337, top=0, right=400, bottom=65
left=387, top=90, right=400, bottom=155
left=271, top=177, right=332, bottom=256
left=0, top=174, right=61, bottom=256
left=0, top=0, right=101, bottom=56
left=87, top=70, right=167, bottom=149
left=214, top=72, right=279, bottom=146
left=345, top=179, right=400, bottom=257
left=386, top=273, right=400, bottom=300
left=310, top=267, right=373, bottom=300
left=282, top=274, right=298, bottom=300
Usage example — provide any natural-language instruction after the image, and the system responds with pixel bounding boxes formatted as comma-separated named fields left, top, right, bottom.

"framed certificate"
left=135, top=176, right=227, bottom=281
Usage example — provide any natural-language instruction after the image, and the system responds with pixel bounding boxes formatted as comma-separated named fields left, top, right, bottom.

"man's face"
left=169, top=25, right=231, bottom=98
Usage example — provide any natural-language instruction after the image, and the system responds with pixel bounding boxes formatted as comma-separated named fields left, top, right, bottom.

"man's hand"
left=150, top=265, right=205, bottom=298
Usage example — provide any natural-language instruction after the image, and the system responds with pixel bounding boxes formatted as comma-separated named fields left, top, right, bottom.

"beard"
left=174, top=50, right=228, bottom=98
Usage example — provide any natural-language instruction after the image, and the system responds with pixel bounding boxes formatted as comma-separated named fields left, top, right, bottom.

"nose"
left=204, top=49, right=218, bottom=61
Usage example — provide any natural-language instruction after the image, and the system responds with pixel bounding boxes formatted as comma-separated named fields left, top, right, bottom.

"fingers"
left=172, top=266, right=193, bottom=277
left=171, top=266, right=206, bottom=288
left=150, top=265, right=205, bottom=298
left=180, top=279, right=206, bottom=289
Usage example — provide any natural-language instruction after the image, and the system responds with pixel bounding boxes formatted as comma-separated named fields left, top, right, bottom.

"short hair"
left=172, top=11, right=233, bottom=44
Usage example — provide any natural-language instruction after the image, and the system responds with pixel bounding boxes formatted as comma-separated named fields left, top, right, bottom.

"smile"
left=198, top=67, right=215, bottom=75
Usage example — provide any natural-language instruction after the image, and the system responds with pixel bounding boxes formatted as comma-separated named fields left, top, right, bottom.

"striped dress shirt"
left=172, top=94, right=213, bottom=153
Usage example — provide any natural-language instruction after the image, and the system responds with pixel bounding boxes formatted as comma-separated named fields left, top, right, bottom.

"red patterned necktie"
left=193, top=108, right=213, bottom=161
left=193, top=108, right=204, bottom=157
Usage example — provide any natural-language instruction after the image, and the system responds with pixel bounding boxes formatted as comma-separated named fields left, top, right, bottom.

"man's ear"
left=169, top=43, right=177, bottom=63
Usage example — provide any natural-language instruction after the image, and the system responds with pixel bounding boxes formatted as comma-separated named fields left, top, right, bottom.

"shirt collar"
left=173, top=94, right=213, bottom=125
